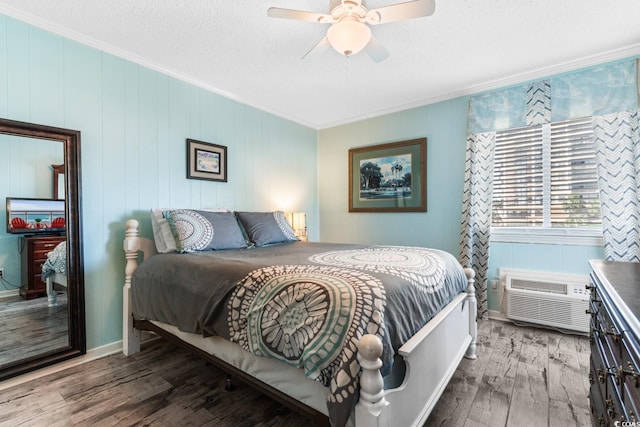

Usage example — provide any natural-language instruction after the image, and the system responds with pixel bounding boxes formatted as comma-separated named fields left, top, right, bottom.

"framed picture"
left=186, top=138, right=227, bottom=182
left=349, top=138, right=426, bottom=212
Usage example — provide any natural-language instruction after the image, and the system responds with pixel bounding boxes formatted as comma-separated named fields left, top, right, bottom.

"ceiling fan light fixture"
left=326, top=19, right=371, bottom=56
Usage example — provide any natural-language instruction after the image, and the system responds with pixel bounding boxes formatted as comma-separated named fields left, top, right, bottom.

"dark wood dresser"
left=589, top=260, right=640, bottom=425
left=20, top=234, right=65, bottom=300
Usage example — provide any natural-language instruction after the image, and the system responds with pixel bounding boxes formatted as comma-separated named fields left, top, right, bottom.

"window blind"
left=492, top=126, right=544, bottom=226
left=549, top=117, right=600, bottom=227
left=492, top=117, right=601, bottom=228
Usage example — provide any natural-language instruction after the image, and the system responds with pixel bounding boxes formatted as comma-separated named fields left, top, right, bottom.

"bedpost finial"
left=126, top=219, right=140, bottom=232
left=357, top=334, right=383, bottom=361
left=464, top=268, right=475, bottom=280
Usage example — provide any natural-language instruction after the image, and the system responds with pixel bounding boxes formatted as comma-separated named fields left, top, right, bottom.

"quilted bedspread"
left=41, top=241, right=66, bottom=281
left=131, top=241, right=467, bottom=426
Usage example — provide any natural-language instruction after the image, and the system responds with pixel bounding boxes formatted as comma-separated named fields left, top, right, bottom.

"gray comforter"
left=131, top=241, right=467, bottom=426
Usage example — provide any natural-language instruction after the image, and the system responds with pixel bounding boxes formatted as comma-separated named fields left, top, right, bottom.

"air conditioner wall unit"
left=501, top=268, right=590, bottom=334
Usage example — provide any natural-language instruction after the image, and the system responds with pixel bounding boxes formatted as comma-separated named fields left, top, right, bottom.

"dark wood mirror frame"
left=52, top=163, right=65, bottom=200
left=0, top=118, right=85, bottom=381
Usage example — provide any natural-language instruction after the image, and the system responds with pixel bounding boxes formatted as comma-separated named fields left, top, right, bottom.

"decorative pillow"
left=151, top=209, right=177, bottom=253
left=235, top=211, right=299, bottom=247
left=151, top=208, right=231, bottom=253
left=162, top=209, right=248, bottom=252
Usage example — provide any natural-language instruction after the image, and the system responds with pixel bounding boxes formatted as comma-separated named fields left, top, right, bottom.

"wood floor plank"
left=548, top=398, right=591, bottom=427
left=0, top=320, right=591, bottom=427
left=0, top=390, right=68, bottom=426
left=506, top=362, right=549, bottom=427
left=547, top=331, right=589, bottom=410
left=425, top=319, right=499, bottom=426
left=0, top=294, right=69, bottom=366
left=463, top=322, right=524, bottom=426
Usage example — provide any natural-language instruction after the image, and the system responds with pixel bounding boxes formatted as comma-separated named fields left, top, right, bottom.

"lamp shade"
left=285, top=212, right=307, bottom=239
left=326, top=19, right=371, bottom=56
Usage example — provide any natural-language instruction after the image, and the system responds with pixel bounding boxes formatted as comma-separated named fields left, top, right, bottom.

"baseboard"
left=488, top=309, right=509, bottom=322
left=0, top=289, right=19, bottom=301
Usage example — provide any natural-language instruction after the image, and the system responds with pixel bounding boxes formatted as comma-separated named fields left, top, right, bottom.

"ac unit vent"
left=509, top=278, right=566, bottom=294
left=502, top=268, right=589, bottom=334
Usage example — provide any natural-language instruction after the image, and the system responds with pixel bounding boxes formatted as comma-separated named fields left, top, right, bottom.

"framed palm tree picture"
left=348, top=138, right=426, bottom=212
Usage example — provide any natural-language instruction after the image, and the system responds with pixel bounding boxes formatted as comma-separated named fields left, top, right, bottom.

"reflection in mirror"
left=0, top=118, right=85, bottom=381
left=52, top=164, right=65, bottom=200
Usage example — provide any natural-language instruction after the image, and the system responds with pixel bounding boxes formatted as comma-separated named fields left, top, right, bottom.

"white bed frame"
left=46, top=273, right=67, bottom=307
left=122, top=219, right=477, bottom=427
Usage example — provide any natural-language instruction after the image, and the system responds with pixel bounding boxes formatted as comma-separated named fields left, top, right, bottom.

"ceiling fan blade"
left=302, top=37, right=331, bottom=60
left=366, top=0, right=436, bottom=25
left=267, top=7, right=333, bottom=24
left=364, top=36, right=390, bottom=63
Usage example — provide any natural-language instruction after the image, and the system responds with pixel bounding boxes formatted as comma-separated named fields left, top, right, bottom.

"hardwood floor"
left=0, top=293, right=68, bottom=366
left=0, top=319, right=590, bottom=427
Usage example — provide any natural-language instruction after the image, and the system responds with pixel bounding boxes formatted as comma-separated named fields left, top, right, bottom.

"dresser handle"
left=606, top=398, right=615, bottom=417
left=43, top=243, right=55, bottom=248
left=615, top=368, right=623, bottom=385
left=603, top=326, right=620, bottom=343
left=598, top=368, right=607, bottom=383
left=621, top=362, right=640, bottom=388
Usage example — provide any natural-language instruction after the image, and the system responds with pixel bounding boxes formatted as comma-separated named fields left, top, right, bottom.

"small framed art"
left=348, top=137, right=427, bottom=212
left=186, top=138, right=227, bottom=182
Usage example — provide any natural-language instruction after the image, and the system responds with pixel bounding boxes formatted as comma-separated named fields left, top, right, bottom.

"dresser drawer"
left=607, top=374, right=628, bottom=422
left=592, top=284, right=626, bottom=364
left=620, top=333, right=640, bottom=421
left=590, top=376, right=609, bottom=427
left=33, top=239, right=62, bottom=251
left=20, top=235, right=65, bottom=300
left=589, top=260, right=640, bottom=425
left=590, top=351, right=610, bottom=414
left=622, top=379, right=640, bottom=423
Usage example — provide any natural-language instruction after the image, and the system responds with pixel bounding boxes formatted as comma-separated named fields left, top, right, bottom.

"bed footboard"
left=354, top=268, right=477, bottom=427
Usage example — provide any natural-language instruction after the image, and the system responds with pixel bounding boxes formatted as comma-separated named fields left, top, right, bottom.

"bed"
left=41, top=240, right=67, bottom=307
left=122, top=210, right=477, bottom=427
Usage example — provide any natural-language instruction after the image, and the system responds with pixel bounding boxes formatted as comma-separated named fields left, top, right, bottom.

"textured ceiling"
left=0, top=0, right=639, bottom=129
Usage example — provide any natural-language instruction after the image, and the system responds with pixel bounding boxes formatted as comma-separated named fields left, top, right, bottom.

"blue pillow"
left=164, top=209, right=248, bottom=252
left=235, top=211, right=299, bottom=247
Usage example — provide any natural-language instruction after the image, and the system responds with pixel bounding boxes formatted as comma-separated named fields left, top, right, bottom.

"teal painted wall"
left=318, top=98, right=469, bottom=256
left=0, top=15, right=318, bottom=350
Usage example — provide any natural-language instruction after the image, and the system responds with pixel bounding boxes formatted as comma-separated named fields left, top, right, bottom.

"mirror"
left=0, top=118, right=85, bottom=381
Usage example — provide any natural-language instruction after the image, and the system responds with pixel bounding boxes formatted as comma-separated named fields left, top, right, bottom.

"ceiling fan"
left=267, top=0, right=436, bottom=62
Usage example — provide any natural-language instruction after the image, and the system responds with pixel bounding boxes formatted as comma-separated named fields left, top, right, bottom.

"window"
left=491, top=116, right=601, bottom=243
